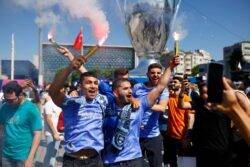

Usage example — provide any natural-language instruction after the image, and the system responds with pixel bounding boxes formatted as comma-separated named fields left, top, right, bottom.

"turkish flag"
left=73, top=30, right=83, bottom=51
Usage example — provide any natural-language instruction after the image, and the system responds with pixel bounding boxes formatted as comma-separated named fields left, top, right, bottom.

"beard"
left=119, top=94, right=131, bottom=105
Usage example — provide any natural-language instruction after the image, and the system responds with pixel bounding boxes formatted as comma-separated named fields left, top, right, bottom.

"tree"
left=54, top=66, right=113, bottom=84
left=91, top=66, right=113, bottom=79
left=191, top=65, right=199, bottom=76
left=54, top=68, right=81, bottom=85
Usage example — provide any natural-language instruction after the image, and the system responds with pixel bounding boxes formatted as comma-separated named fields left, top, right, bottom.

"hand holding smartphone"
left=207, top=63, right=224, bottom=103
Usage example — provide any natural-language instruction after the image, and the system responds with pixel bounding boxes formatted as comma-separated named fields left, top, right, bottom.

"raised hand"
left=169, top=56, right=180, bottom=69
left=212, top=77, right=239, bottom=113
left=130, top=97, right=140, bottom=109
left=180, top=79, right=190, bottom=94
left=21, top=79, right=35, bottom=89
left=57, top=46, right=75, bottom=60
left=69, top=56, right=87, bottom=70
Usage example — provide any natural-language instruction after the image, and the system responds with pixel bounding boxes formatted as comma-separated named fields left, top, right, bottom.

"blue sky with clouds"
left=0, top=0, right=250, bottom=63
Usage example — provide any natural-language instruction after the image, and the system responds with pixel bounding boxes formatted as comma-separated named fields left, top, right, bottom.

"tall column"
left=11, top=33, right=15, bottom=80
left=38, top=28, right=43, bottom=86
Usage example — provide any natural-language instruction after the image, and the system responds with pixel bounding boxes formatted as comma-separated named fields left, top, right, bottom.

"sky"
left=0, top=0, right=250, bottom=64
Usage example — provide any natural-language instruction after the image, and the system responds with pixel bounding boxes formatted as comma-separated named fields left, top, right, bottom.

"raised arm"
left=177, top=80, right=192, bottom=109
left=214, top=78, right=250, bottom=145
left=150, top=99, right=168, bottom=112
left=147, top=57, right=179, bottom=106
left=49, top=57, right=84, bottom=106
left=28, top=80, right=40, bottom=104
left=228, top=104, right=250, bottom=145
left=21, top=79, right=40, bottom=104
left=235, top=90, right=250, bottom=117
left=58, top=46, right=87, bottom=73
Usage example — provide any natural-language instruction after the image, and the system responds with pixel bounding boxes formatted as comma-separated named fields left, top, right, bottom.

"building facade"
left=161, top=49, right=212, bottom=75
left=42, top=44, right=135, bottom=82
left=1, top=60, right=38, bottom=82
left=224, top=41, right=250, bottom=83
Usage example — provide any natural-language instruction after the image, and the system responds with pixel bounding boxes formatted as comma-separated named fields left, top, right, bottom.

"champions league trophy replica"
left=116, top=0, right=181, bottom=77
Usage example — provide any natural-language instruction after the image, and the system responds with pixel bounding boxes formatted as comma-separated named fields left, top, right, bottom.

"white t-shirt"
left=0, top=91, right=3, bottom=101
left=44, top=99, right=62, bottom=136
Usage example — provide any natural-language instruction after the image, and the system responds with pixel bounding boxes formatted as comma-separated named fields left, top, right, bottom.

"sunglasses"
left=4, top=97, right=19, bottom=103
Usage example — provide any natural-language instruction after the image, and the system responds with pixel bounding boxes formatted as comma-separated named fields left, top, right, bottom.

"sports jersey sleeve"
left=138, top=96, right=150, bottom=117
left=99, top=81, right=114, bottom=103
left=132, top=83, right=143, bottom=98
left=159, top=88, right=169, bottom=101
left=61, top=95, right=73, bottom=112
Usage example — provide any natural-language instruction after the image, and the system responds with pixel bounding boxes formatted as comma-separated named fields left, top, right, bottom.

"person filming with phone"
left=212, top=78, right=250, bottom=145
left=177, top=63, right=233, bottom=167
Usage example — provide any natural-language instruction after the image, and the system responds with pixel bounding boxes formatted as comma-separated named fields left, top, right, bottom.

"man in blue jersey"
left=102, top=57, right=179, bottom=167
left=49, top=56, right=108, bottom=167
left=0, top=81, right=42, bottom=167
left=133, top=63, right=169, bottom=167
left=57, top=46, right=130, bottom=100
left=99, top=68, right=129, bottom=101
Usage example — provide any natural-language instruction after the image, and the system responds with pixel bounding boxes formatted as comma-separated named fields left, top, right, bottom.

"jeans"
left=43, top=135, right=61, bottom=167
left=63, top=153, right=103, bottom=167
left=104, top=157, right=143, bottom=167
left=1, top=157, right=24, bottom=167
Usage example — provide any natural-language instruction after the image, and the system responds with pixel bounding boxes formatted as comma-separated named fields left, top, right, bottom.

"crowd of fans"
left=0, top=46, right=249, bottom=167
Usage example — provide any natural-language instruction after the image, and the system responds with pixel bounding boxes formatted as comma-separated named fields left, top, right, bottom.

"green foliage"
left=191, top=65, right=199, bottom=76
left=90, top=66, right=113, bottom=79
left=54, top=66, right=113, bottom=85
left=54, top=68, right=81, bottom=84
left=70, top=71, right=81, bottom=83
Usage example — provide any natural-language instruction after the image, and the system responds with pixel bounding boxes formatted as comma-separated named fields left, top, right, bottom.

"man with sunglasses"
left=0, top=81, right=42, bottom=167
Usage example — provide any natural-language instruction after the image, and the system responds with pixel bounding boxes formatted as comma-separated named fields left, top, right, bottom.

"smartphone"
left=207, top=62, right=224, bottom=103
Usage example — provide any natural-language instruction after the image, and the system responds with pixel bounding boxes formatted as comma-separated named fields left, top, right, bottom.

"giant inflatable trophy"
left=116, top=0, right=181, bottom=78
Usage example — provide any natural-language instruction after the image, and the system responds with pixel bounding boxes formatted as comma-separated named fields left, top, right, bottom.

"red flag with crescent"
left=73, top=29, right=83, bottom=51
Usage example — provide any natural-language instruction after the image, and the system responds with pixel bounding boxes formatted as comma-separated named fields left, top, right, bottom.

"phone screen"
left=207, top=63, right=224, bottom=103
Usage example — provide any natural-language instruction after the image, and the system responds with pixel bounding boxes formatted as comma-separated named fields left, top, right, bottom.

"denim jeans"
left=43, top=135, right=61, bottom=167
left=1, top=157, right=24, bottom=167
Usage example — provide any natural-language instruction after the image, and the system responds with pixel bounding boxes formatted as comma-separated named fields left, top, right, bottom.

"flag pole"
left=11, top=33, right=15, bottom=80
left=38, top=28, right=43, bottom=86
left=80, top=26, right=83, bottom=55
